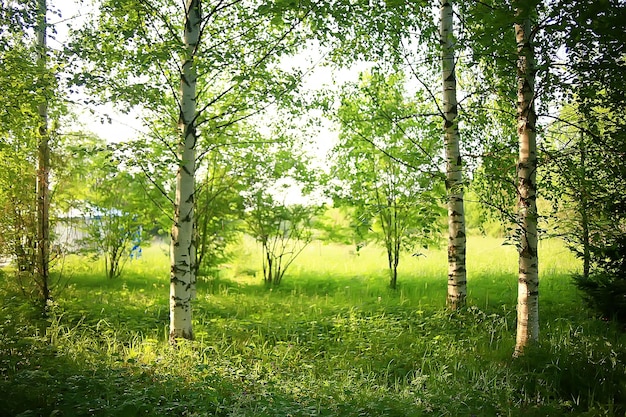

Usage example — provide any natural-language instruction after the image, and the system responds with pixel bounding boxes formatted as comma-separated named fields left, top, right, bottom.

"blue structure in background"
left=129, top=226, right=142, bottom=260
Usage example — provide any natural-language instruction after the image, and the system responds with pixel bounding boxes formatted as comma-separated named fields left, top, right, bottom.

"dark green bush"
left=574, top=272, right=626, bottom=323
left=573, top=234, right=626, bottom=323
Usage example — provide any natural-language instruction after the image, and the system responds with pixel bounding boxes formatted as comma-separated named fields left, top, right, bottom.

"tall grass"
left=1, top=236, right=624, bottom=417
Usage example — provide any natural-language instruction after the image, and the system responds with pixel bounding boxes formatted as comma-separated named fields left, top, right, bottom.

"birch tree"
left=168, top=0, right=201, bottom=341
left=35, top=0, right=51, bottom=304
left=70, top=0, right=310, bottom=341
left=440, top=0, right=467, bottom=309
left=513, top=0, right=539, bottom=356
left=0, top=0, right=57, bottom=306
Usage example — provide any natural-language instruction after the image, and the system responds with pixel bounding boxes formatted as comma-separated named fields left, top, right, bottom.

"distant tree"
left=330, top=70, right=443, bottom=289
left=80, top=177, right=147, bottom=281
left=242, top=140, right=319, bottom=286
left=194, top=142, right=253, bottom=277
left=312, top=206, right=355, bottom=246
left=81, top=204, right=144, bottom=280
left=58, top=138, right=151, bottom=279
left=245, top=193, right=316, bottom=286
left=195, top=169, right=242, bottom=278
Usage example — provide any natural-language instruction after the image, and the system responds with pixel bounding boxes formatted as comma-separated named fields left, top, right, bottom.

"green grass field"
left=1, top=236, right=625, bottom=416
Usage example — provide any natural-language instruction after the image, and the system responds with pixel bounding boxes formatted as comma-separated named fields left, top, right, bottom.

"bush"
left=574, top=233, right=626, bottom=323
left=575, top=272, right=626, bottom=323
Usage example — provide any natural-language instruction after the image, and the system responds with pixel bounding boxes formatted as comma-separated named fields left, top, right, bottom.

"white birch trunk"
left=36, top=0, right=50, bottom=303
left=441, top=0, right=467, bottom=309
left=514, top=4, right=539, bottom=356
left=170, top=0, right=201, bottom=342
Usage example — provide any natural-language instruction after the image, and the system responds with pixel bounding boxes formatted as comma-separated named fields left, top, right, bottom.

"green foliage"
left=539, top=0, right=626, bottom=325
left=307, top=0, right=433, bottom=66
left=67, top=0, right=307, bottom=138
left=557, top=0, right=626, bottom=117
left=312, top=206, right=358, bottom=245
left=511, top=333, right=626, bottom=414
left=463, top=189, right=505, bottom=237
left=57, top=136, right=155, bottom=279
left=245, top=194, right=318, bottom=286
left=193, top=122, right=312, bottom=278
left=573, top=233, right=626, bottom=323
left=329, top=69, right=444, bottom=288
left=463, top=97, right=518, bottom=239
left=80, top=206, right=144, bottom=280
left=0, top=0, right=63, bottom=304
left=240, top=132, right=320, bottom=286
left=195, top=150, right=246, bottom=277
left=0, top=134, right=37, bottom=275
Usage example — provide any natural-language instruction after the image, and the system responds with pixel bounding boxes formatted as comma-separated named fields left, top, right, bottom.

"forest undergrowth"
left=1, top=237, right=625, bottom=416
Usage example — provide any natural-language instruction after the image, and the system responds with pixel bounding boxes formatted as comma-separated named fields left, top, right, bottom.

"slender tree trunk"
left=578, top=132, right=590, bottom=279
left=441, top=0, right=467, bottom=309
left=170, top=0, right=201, bottom=343
left=386, top=239, right=394, bottom=288
left=514, top=2, right=539, bottom=356
left=391, top=201, right=400, bottom=290
left=35, top=0, right=50, bottom=305
left=382, top=210, right=396, bottom=289
left=196, top=169, right=212, bottom=275
left=392, top=236, right=400, bottom=290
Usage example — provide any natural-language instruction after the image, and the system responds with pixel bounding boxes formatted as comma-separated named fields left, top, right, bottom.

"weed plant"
left=1, top=237, right=625, bottom=416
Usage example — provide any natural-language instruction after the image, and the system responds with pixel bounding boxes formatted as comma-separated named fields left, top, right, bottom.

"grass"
left=1, top=236, right=625, bottom=416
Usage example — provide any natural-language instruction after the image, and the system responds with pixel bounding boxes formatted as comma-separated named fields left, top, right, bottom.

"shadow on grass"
left=0, top=282, right=432, bottom=417
left=5, top=262, right=625, bottom=416
left=0, top=328, right=260, bottom=417
left=2, top=278, right=626, bottom=416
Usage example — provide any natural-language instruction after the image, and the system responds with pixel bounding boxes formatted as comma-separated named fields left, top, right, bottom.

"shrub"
left=573, top=234, right=626, bottom=323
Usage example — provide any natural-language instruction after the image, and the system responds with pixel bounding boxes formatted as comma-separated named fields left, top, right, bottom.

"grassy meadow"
left=1, top=236, right=626, bottom=416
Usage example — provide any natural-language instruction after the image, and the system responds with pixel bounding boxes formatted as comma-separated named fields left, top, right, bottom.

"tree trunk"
left=35, top=0, right=50, bottom=305
left=195, top=170, right=212, bottom=275
left=578, top=132, right=590, bottom=279
left=391, top=238, right=400, bottom=290
left=514, top=2, right=539, bottom=356
left=441, top=0, right=467, bottom=309
left=264, top=247, right=273, bottom=284
left=386, top=243, right=395, bottom=289
left=170, top=0, right=201, bottom=343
